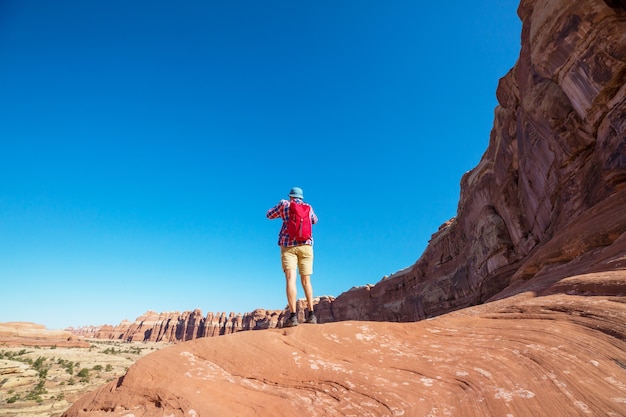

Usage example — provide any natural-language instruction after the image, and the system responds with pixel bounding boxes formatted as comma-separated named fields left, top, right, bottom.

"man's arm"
left=310, top=207, right=318, bottom=224
left=266, top=199, right=288, bottom=219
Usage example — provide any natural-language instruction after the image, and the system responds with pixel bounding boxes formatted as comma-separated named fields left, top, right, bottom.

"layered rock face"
left=329, top=0, right=626, bottom=322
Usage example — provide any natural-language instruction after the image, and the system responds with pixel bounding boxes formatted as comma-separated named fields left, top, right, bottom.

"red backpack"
left=287, top=201, right=312, bottom=241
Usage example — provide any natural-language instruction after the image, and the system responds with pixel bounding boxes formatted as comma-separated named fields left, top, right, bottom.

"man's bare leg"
left=284, top=269, right=298, bottom=313
left=300, top=274, right=314, bottom=311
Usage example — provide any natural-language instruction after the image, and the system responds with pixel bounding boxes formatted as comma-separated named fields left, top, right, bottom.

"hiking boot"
left=305, top=312, right=317, bottom=324
left=284, top=314, right=298, bottom=328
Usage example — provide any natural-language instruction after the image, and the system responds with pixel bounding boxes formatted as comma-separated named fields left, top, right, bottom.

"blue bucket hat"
left=288, top=187, right=303, bottom=199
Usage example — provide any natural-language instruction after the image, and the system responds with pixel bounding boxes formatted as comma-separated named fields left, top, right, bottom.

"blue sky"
left=0, top=1, right=522, bottom=330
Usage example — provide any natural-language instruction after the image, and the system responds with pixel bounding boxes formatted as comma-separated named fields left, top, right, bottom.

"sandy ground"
left=0, top=340, right=169, bottom=417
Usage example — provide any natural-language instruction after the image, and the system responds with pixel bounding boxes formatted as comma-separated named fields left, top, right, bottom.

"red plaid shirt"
left=266, top=198, right=318, bottom=247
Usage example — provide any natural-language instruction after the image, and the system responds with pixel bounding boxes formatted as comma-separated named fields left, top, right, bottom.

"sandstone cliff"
left=328, top=0, right=626, bottom=322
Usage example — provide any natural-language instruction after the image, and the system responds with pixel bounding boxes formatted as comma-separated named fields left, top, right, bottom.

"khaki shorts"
left=280, top=245, right=314, bottom=275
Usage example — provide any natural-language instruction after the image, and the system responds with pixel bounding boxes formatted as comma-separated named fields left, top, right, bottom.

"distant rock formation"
left=0, top=322, right=89, bottom=348
left=71, top=308, right=282, bottom=343
left=69, top=296, right=340, bottom=343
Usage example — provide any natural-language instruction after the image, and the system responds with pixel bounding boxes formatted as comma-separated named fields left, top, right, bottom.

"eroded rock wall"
left=329, top=0, right=626, bottom=322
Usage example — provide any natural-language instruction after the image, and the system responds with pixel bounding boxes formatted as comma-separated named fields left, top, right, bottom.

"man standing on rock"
left=266, top=187, right=319, bottom=327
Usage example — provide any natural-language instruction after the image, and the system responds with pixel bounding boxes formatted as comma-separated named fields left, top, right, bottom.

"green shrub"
left=77, top=368, right=90, bottom=383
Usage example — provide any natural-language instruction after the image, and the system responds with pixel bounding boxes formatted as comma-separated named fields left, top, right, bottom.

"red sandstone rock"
left=329, top=0, right=626, bottom=322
